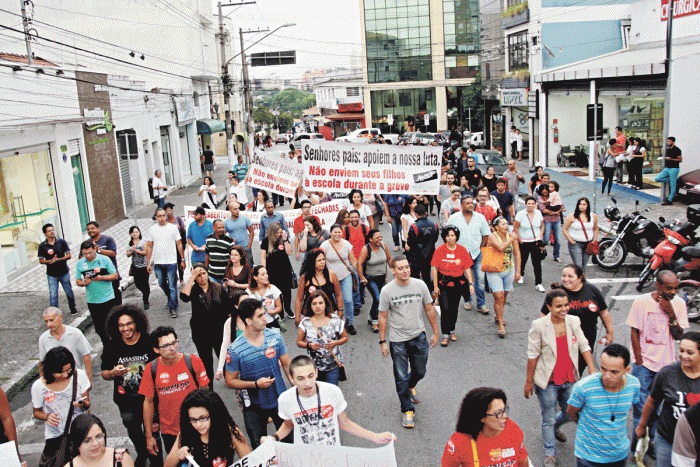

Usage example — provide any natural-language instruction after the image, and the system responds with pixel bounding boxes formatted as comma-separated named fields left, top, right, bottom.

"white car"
left=292, top=133, right=325, bottom=151
left=336, top=128, right=381, bottom=142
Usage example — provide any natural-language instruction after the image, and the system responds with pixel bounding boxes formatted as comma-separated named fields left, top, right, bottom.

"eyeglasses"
left=157, top=339, right=178, bottom=349
left=189, top=415, right=210, bottom=425
left=82, top=433, right=105, bottom=445
left=485, top=406, right=509, bottom=419
left=118, top=321, right=135, bottom=329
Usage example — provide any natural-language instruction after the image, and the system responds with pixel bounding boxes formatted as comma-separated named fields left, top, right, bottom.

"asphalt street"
left=8, top=151, right=699, bottom=467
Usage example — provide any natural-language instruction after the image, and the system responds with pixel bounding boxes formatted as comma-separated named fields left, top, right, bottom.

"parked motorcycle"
left=636, top=204, right=700, bottom=291
left=593, top=198, right=665, bottom=270
left=674, top=246, right=700, bottom=322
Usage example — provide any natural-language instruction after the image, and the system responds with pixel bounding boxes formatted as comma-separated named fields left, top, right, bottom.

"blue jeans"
left=655, top=167, right=680, bottom=201
left=536, top=381, right=573, bottom=457
left=389, top=332, right=429, bottom=413
left=47, top=272, right=76, bottom=309
left=654, top=433, right=672, bottom=467
left=576, top=457, right=625, bottom=467
left=568, top=241, right=591, bottom=274
left=391, top=214, right=402, bottom=247
left=318, top=367, right=340, bottom=386
left=153, top=264, right=178, bottom=310
left=631, top=364, right=657, bottom=443
left=156, top=197, right=165, bottom=209
left=338, top=274, right=354, bottom=326
left=352, top=270, right=362, bottom=312
left=544, top=220, right=561, bottom=260
left=469, top=253, right=485, bottom=308
left=365, top=275, right=385, bottom=323
left=209, top=276, right=223, bottom=285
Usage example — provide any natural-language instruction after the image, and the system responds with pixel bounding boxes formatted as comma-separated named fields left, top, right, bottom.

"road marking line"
left=609, top=294, right=642, bottom=301
left=587, top=278, right=640, bottom=284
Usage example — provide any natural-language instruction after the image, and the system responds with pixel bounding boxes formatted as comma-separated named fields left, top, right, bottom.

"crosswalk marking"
left=587, top=277, right=640, bottom=284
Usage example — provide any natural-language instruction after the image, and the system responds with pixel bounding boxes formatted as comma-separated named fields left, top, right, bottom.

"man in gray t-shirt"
left=378, top=255, right=439, bottom=429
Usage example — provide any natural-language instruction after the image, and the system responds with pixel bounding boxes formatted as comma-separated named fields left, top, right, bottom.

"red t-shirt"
left=475, top=204, right=497, bottom=224
left=138, top=354, right=210, bottom=435
left=442, top=418, right=528, bottom=467
left=550, top=335, right=575, bottom=385
left=293, top=215, right=321, bottom=235
left=345, top=224, right=368, bottom=258
left=431, top=243, right=473, bottom=278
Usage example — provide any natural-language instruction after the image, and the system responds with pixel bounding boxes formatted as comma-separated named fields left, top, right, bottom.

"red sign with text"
left=338, top=102, right=363, bottom=113
left=661, top=0, right=700, bottom=20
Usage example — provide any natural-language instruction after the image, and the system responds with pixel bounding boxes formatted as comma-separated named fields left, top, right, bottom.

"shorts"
left=204, top=163, right=214, bottom=171
left=485, top=269, right=514, bottom=293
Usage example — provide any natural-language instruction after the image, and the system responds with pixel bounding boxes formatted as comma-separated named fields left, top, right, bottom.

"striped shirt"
left=225, top=329, right=287, bottom=409
left=568, top=373, right=641, bottom=463
left=205, top=233, right=234, bottom=279
left=233, top=163, right=248, bottom=181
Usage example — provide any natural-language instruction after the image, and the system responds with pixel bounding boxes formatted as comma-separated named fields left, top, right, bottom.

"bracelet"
left=306, top=342, right=309, bottom=349
left=254, top=380, right=258, bottom=389
left=378, top=340, right=386, bottom=344
left=274, top=434, right=280, bottom=441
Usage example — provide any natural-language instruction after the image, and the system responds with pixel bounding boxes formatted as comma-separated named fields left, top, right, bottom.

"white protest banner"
left=274, top=440, right=397, bottom=467
left=0, top=441, right=21, bottom=467
left=183, top=200, right=343, bottom=240
left=229, top=438, right=276, bottom=467
left=301, top=139, right=441, bottom=195
left=247, top=151, right=304, bottom=198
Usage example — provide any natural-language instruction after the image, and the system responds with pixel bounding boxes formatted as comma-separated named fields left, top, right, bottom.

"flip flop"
left=498, top=329, right=506, bottom=339
left=441, top=338, right=449, bottom=347
left=450, top=334, right=458, bottom=342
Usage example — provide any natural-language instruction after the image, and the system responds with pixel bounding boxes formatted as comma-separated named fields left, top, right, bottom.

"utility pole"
left=20, top=0, right=32, bottom=65
left=240, top=27, right=255, bottom=163
left=660, top=0, right=674, bottom=202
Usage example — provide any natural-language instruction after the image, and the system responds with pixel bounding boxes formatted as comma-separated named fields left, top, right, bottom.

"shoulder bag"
left=527, top=214, right=547, bottom=260
left=39, top=373, right=78, bottom=467
left=329, top=241, right=358, bottom=292
left=470, top=437, right=480, bottom=467
left=579, top=218, right=599, bottom=255
left=481, top=245, right=505, bottom=273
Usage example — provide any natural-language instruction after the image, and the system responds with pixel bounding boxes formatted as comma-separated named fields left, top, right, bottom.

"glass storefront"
left=446, top=86, right=481, bottom=131
left=443, top=0, right=480, bottom=79
left=0, top=146, right=58, bottom=275
left=617, top=97, right=664, bottom=169
left=364, top=0, right=432, bottom=83
left=371, top=88, right=437, bottom=133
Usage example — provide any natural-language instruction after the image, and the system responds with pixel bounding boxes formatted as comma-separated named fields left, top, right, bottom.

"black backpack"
left=150, top=353, right=199, bottom=413
left=344, top=224, right=369, bottom=243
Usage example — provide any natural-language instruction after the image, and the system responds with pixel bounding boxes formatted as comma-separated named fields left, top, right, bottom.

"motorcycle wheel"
left=637, top=262, right=656, bottom=291
left=679, top=282, right=700, bottom=322
left=557, top=152, right=565, bottom=167
left=593, top=238, right=627, bottom=270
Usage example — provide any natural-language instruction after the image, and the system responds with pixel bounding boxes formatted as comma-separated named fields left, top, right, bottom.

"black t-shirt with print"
left=38, top=238, right=71, bottom=277
left=540, top=282, right=608, bottom=346
left=101, top=334, right=156, bottom=405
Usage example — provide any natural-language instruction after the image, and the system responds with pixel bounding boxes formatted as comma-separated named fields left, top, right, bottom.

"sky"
left=217, top=0, right=364, bottom=81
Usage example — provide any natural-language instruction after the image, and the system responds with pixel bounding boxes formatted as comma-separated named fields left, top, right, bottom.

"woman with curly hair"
left=224, top=245, right=252, bottom=296
left=334, top=208, right=350, bottom=227
left=294, top=248, right=342, bottom=325
left=442, top=387, right=529, bottom=467
left=164, top=388, right=250, bottom=467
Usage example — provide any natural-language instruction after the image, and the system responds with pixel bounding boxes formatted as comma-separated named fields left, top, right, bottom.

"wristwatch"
left=378, top=340, right=386, bottom=344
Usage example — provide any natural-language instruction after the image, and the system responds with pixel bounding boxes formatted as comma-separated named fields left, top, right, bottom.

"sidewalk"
left=0, top=161, right=234, bottom=399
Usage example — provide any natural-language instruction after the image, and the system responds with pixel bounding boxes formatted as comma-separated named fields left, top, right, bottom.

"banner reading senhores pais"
left=301, top=140, right=441, bottom=195
left=247, top=151, right=304, bottom=198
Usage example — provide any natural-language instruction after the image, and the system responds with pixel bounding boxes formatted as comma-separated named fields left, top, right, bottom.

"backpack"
left=409, top=219, right=439, bottom=259
left=147, top=178, right=156, bottom=202
left=150, top=353, right=199, bottom=414
left=344, top=224, right=369, bottom=243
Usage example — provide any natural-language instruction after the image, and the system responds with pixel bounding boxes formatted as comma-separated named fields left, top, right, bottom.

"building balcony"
left=502, top=6, right=529, bottom=29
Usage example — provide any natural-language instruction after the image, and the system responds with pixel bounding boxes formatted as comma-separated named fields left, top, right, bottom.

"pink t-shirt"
left=626, top=293, right=689, bottom=372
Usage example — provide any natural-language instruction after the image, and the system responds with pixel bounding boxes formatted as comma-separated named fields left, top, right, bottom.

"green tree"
left=277, top=112, right=294, bottom=133
left=461, top=73, right=485, bottom=132
left=254, top=88, right=316, bottom=118
left=253, top=106, right=274, bottom=127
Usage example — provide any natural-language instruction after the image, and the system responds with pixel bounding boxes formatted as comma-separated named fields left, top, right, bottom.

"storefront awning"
left=196, top=119, right=226, bottom=135
left=325, top=112, right=365, bottom=121
left=533, top=41, right=700, bottom=83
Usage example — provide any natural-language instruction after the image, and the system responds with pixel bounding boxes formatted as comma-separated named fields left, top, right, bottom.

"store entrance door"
left=70, top=155, right=89, bottom=231
left=160, top=127, right=174, bottom=186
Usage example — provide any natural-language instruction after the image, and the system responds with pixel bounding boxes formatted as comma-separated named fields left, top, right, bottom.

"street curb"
left=3, top=277, right=134, bottom=401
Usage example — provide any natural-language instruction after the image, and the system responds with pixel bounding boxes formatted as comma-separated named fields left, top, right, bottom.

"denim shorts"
left=485, top=269, right=514, bottom=293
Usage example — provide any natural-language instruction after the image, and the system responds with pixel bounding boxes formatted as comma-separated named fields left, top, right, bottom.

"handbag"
left=40, top=373, right=78, bottom=467
left=291, top=270, right=299, bottom=289
left=527, top=214, right=547, bottom=260
left=128, top=264, right=135, bottom=277
left=579, top=218, right=600, bottom=254
left=331, top=352, right=347, bottom=382
left=470, top=437, right=480, bottom=467
left=481, top=246, right=505, bottom=273
left=329, top=241, right=358, bottom=292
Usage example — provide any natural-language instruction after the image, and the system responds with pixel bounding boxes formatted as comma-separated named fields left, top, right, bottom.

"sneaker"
left=402, top=410, right=415, bottom=429
left=286, top=310, right=295, bottom=319
left=543, top=456, right=557, bottom=466
left=463, top=302, right=473, bottom=310
left=409, top=387, right=420, bottom=403
left=69, top=306, right=78, bottom=315
left=347, top=324, right=357, bottom=335
left=536, top=284, right=546, bottom=293
left=554, top=258, right=562, bottom=263
left=371, top=324, right=379, bottom=333
left=517, top=277, right=525, bottom=284
left=354, top=308, right=361, bottom=316
left=169, top=308, right=178, bottom=318
left=477, top=306, right=489, bottom=315
left=662, top=201, right=673, bottom=206
left=555, top=429, right=567, bottom=442
left=144, top=302, right=150, bottom=311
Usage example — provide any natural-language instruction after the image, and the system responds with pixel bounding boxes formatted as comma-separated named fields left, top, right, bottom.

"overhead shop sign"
left=500, top=88, right=528, bottom=107
left=661, top=0, right=700, bottom=20
left=250, top=50, right=296, bottom=67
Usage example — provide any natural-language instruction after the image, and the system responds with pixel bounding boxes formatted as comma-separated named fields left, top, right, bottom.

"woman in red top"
left=431, top=226, right=474, bottom=347
left=442, top=387, right=529, bottom=467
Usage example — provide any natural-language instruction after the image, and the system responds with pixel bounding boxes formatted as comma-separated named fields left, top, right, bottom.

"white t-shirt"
left=200, top=184, right=218, bottom=208
left=515, top=209, right=543, bottom=242
left=228, top=182, right=249, bottom=204
left=353, top=204, right=373, bottom=226
left=152, top=176, right=166, bottom=199
left=516, top=133, right=524, bottom=151
left=278, top=381, right=347, bottom=445
left=145, top=223, right=181, bottom=265
left=31, top=369, right=91, bottom=439
left=246, top=285, right=282, bottom=323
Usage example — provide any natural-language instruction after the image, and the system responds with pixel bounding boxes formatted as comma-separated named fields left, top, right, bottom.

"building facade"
left=360, top=0, right=481, bottom=134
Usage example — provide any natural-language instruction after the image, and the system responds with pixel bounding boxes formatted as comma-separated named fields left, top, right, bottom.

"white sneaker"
left=517, top=277, right=524, bottom=284
left=536, top=284, right=546, bottom=292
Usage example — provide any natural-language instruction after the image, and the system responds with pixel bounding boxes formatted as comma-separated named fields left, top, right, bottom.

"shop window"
left=508, top=30, right=529, bottom=71
left=117, top=130, right=139, bottom=160
left=346, top=87, right=360, bottom=97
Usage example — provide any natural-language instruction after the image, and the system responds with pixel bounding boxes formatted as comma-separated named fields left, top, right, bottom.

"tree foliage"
left=254, top=89, right=316, bottom=118
left=461, top=73, right=485, bottom=132
left=277, top=112, right=294, bottom=133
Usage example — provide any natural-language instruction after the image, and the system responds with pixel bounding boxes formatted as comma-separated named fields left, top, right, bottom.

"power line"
left=34, top=4, right=197, bottom=30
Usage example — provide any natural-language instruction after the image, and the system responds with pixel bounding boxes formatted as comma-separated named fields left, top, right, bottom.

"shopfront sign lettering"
left=83, top=108, right=113, bottom=134
left=661, top=0, right=700, bottom=20
left=500, top=89, right=527, bottom=107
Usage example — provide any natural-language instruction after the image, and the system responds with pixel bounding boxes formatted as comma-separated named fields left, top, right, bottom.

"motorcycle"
left=674, top=246, right=700, bottom=322
left=636, top=204, right=700, bottom=291
left=593, top=198, right=665, bottom=270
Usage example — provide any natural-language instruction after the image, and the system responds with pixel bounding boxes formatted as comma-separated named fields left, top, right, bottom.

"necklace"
left=295, top=384, right=322, bottom=426
left=602, top=376, right=624, bottom=422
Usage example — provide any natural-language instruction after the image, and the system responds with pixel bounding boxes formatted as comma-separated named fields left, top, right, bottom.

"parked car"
left=274, top=134, right=290, bottom=144
left=292, top=132, right=325, bottom=151
left=336, top=128, right=381, bottom=142
left=474, top=149, right=507, bottom=174
left=398, top=132, right=415, bottom=144
left=677, top=169, right=700, bottom=204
